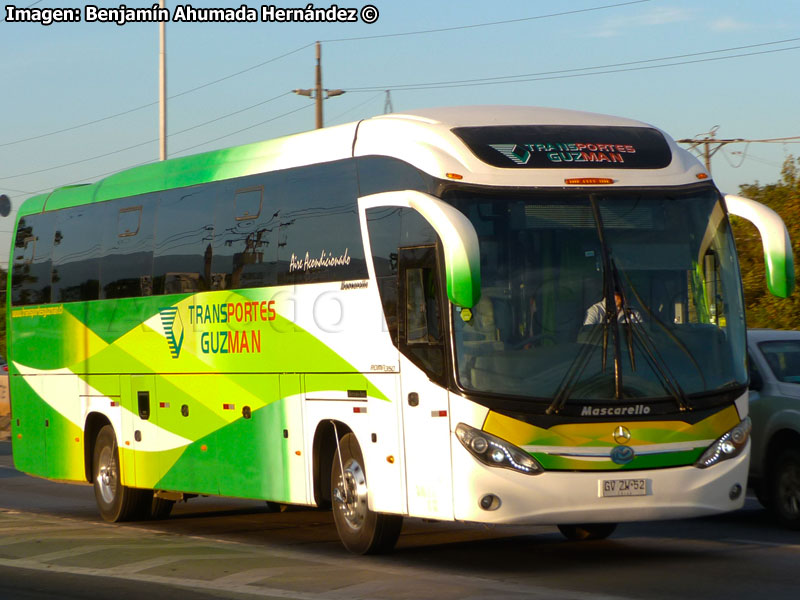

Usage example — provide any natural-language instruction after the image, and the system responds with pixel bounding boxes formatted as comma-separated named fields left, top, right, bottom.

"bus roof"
left=16, top=106, right=709, bottom=219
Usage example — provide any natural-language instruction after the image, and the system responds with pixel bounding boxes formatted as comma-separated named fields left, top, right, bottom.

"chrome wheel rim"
left=778, top=462, right=800, bottom=519
left=97, top=444, right=118, bottom=505
left=334, top=458, right=368, bottom=531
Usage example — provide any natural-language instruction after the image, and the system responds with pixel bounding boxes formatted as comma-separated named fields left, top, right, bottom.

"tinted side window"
left=153, top=187, right=216, bottom=295
left=278, top=160, right=368, bottom=284
left=11, top=212, right=56, bottom=306
left=399, top=246, right=445, bottom=381
left=356, top=156, right=430, bottom=196
left=51, top=204, right=106, bottom=302
left=101, top=194, right=157, bottom=298
left=213, top=174, right=283, bottom=290
left=366, top=207, right=439, bottom=347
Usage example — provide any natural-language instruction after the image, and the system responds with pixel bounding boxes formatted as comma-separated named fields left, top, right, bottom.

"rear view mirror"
left=725, top=194, right=794, bottom=298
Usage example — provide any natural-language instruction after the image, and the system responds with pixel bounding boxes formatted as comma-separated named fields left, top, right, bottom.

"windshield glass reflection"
left=447, top=187, right=747, bottom=404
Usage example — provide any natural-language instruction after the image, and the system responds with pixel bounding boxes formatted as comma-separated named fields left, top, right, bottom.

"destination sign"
left=453, top=125, right=673, bottom=170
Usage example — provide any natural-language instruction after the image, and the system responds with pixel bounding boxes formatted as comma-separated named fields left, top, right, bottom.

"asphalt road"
left=1, top=441, right=799, bottom=600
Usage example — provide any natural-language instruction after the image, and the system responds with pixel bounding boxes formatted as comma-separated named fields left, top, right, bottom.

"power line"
left=10, top=36, right=800, bottom=182
left=0, top=92, right=291, bottom=181
left=0, top=43, right=314, bottom=149
left=346, top=40, right=800, bottom=92
left=327, top=92, right=384, bottom=125
left=677, top=128, right=800, bottom=173
left=1, top=2, right=650, bottom=147
left=321, top=0, right=652, bottom=42
left=346, top=37, right=800, bottom=92
left=171, top=103, right=314, bottom=155
left=16, top=104, right=314, bottom=197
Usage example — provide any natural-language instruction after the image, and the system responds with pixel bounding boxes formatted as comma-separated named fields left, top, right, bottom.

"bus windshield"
left=447, top=186, right=747, bottom=405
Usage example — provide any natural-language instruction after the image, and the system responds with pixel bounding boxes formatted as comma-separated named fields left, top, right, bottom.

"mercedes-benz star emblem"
left=613, top=425, right=632, bottom=444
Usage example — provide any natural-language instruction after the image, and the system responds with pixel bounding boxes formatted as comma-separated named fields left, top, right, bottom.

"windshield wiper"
left=615, top=266, right=695, bottom=411
left=548, top=196, right=695, bottom=415
left=548, top=196, right=622, bottom=414
left=591, top=195, right=624, bottom=400
left=547, top=323, right=603, bottom=414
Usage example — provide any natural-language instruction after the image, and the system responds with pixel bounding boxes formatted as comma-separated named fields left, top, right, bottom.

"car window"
left=758, top=340, right=800, bottom=384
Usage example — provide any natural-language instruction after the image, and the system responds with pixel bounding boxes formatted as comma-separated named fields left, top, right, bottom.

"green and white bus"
left=7, top=106, right=794, bottom=553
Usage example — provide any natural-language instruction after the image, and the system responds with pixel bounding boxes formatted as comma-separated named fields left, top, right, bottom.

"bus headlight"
left=695, top=417, right=751, bottom=469
left=455, top=423, right=543, bottom=476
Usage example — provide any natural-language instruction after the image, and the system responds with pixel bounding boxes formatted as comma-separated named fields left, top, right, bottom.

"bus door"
left=397, top=245, right=454, bottom=520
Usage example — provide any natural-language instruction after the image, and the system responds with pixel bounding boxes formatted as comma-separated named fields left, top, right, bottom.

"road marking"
left=724, top=538, right=800, bottom=550
left=0, top=557, right=323, bottom=600
left=0, top=511, right=637, bottom=600
left=213, top=567, right=289, bottom=585
left=106, top=552, right=265, bottom=575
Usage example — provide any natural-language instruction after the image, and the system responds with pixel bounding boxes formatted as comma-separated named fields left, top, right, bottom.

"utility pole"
left=384, top=90, right=394, bottom=114
left=292, top=42, right=345, bottom=129
left=159, top=0, right=167, bottom=160
left=677, top=126, right=745, bottom=174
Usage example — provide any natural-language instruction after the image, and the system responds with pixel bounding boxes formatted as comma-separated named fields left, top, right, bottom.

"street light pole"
left=315, top=41, right=323, bottom=130
left=159, top=0, right=167, bottom=160
left=292, top=42, right=345, bottom=129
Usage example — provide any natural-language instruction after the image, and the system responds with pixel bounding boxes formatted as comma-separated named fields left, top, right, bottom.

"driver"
left=584, top=289, right=642, bottom=325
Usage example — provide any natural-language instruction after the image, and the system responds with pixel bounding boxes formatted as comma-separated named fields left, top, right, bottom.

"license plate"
left=599, top=478, right=650, bottom=497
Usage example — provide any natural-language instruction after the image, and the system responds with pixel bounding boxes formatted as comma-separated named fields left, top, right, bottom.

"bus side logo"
left=160, top=307, right=184, bottom=359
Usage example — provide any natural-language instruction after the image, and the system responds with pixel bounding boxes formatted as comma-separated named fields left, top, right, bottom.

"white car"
left=747, top=328, right=800, bottom=529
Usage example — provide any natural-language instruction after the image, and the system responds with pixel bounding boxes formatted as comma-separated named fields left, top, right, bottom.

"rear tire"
left=331, top=433, right=402, bottom=554
left=149, top=497, right=175, bottom=520
left=558, top=523, right=617, bottom=541
left=92, top=425, right=150, bottom=522
left=769, top=448, right=800, bottom=529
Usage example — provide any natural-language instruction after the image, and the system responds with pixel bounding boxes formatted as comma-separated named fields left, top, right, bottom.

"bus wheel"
left=557, top=523, right=617, bottom=541
left=331, top=433, right=402, bottom=554
left=769, top=448, right=800, bottom=529
left=93, top=425, right=149, bottom=522
left=149, top=497, right=175, bottom=520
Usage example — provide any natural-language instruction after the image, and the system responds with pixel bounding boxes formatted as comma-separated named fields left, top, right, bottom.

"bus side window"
left=399, top=246, right=445, bottom=381
left=11, top=213, right=56, bottom=306
left=278, top=160, right=368, bottom=285
left=153, top=188, right=216, bottom=295
left=213, top=175, right=280, bottom=290
left=51, top=205, right=106, bottom=303
left=101, top=195, right=157, bottom=299
left=406, top=267, right=441, bottom=345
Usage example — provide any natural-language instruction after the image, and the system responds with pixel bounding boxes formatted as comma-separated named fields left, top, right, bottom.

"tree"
left=730, top=156, right=800, bottom=330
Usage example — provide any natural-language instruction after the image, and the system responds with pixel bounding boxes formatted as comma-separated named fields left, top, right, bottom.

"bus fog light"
left=729, top=484, right=743, bottom=500
left=479, top=494, right=501, bottom=511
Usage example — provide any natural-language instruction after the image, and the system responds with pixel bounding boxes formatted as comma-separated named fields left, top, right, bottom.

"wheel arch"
left=312, top=420, right=352, bottom=508
left=84, top=412, right=113, bottom=483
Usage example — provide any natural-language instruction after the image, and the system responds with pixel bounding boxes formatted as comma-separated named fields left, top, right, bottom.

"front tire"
left=769, top=448, right=800, bottom=529
left=558, top=523, right=617, bottom=541
left=92, top=425, right=150, bottom=522
left=331, top=433, right=402, bottom=554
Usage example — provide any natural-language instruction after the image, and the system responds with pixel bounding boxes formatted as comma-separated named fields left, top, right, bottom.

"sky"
left=2, top=0, right=800, bottom=268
